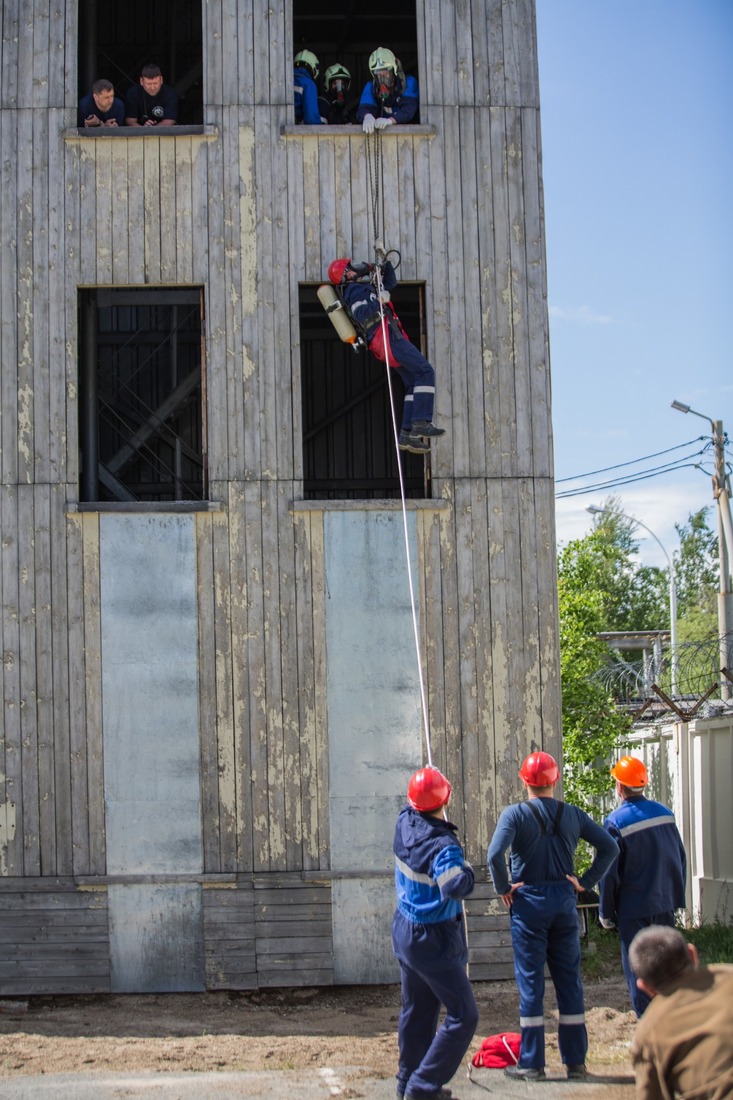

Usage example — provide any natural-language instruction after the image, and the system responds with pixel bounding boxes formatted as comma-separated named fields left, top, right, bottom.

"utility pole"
left=672, top=402, right=733, bottom=700
left=712, top=419, right=733, bottom=699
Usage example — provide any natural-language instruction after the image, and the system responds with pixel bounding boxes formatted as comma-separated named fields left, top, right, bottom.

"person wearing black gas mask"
left=357, top=47, right=418, bottom=133
left=318, top=63, right=356, bottom=124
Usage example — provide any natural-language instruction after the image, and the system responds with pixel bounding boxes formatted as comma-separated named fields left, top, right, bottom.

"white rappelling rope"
left=372, top=259, right=433, bottom=768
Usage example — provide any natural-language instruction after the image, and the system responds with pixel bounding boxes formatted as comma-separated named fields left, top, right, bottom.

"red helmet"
left=519, top=751, right=560, bottom=786
left=407, top=766, right=451, bottom=812
left=328, top=257, right=351, bottom=285
left=610, top=755, right=648, bottom=787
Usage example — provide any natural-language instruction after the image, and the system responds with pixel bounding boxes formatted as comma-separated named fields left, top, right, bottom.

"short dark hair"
left=629, top=926, right=692, bottom=989
left=141, top=63, right=162, bottom=79
left=92, top=79, right=114, bottom=94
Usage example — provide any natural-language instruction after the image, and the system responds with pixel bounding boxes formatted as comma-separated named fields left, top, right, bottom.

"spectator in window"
left=125, top=64, right=178, bottom=127
left=357, top=47, right=418, bottom=133
left=318, top=63, right=356, bottom=125
left=78, top=79, right=125, bottom=128
left=294, top=50, right=322, bottom=125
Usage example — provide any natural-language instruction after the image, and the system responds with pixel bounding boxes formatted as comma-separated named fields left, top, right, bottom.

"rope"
left=366, top=131, right=382, bottom=244
left=372, top=262, right=432, bottom=768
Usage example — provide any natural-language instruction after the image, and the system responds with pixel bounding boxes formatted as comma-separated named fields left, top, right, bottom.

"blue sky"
left=536, top=0, right=732, bottom=567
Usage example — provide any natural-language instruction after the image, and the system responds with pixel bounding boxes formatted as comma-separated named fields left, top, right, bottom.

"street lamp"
left=672, top=400, right=733, bottom=699
left=586, top=504, right=678, bottom=695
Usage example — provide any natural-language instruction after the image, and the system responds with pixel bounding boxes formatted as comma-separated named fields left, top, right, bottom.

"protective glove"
left=374, top=116, right=395, bottom=130
left=362, top=113, right=376, bottom=134
left=378, top=290, right=391, bottom=304
left=599, top=917, right=616, bottom=930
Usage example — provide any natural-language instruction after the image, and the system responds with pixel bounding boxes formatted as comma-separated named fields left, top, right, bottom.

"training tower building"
left=0, top=0, right=560, bottom=993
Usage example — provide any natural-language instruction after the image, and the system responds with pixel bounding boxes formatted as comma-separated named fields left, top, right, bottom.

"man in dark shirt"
left=125, top=64, right=178, bottom=127
left=78, top=79, right=125, bottom=128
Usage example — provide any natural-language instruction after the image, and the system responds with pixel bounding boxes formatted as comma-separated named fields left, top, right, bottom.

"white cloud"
left=549, top=304, right=613, bottom=325
left=554, top=478, right=716, bottom=568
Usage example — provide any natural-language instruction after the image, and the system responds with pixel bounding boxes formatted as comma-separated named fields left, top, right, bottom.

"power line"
left=555, top=436, right=706, bottom=484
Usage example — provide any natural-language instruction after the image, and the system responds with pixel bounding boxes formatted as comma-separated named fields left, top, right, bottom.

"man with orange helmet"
left=487, top=751, right=618, bottom=1081
left=392, top=766, right=478, bottom=1100
left=327, top=255, right=445, bottom=454
left=599, top=755, right=687, bottom=1018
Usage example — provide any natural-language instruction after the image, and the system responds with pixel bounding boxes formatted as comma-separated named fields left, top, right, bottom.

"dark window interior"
left=79, top=288, right=206, bottom=503
left=293, top=1, right=419, bottom=122
left=78, top=0, right=203, bottom=125
left=300, top=283, right=431, bottom=500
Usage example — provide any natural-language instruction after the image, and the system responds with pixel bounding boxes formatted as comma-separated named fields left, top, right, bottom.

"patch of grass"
left=580, top=921, right=621, bottom=981
left=683, top=920, right=733, bottom=964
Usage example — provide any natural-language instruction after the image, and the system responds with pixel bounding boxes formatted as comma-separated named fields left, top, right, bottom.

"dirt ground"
left=0, top=978, right=635, bottom=1082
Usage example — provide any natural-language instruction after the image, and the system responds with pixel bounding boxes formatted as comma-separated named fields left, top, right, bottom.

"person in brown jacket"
left=629, top=925, right=733, bottom=1099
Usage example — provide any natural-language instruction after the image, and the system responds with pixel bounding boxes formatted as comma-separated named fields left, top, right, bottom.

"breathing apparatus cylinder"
left=317, top=284, right=361, bottom=347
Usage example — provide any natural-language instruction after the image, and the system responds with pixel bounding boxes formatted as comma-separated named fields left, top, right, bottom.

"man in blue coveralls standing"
left=487, top=752, right=619, bottom=1081
left=392, top=766, right=479, bottom=1100
left=599, top=755, right=687, bottom=1018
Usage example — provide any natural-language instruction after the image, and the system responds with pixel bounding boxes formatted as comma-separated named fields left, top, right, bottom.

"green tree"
left=674, top=507, right=718, bottom=637
left=557, top=526, right=632, bottom=815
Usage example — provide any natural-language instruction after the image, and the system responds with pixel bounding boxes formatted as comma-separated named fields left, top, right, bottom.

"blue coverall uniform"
left=488, top=798, right=618, bottom=1072
left=392, top=806, right=479, bottom=1099
left=599, top=794, right=686, bottom=1017
left=341, top=261, right=437, bottom=431
left=357, top=75, right=419, bottom=124
left=294, top=65, right=322, bottom=124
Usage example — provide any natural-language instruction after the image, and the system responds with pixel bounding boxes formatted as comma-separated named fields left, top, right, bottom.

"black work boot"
left=567, top=1064, right=587, bottom=1079
left=504, top=1064, right=546, bottom=1080
left=411, top=420, right=445, bottom=438
left=398, top=430, right=430, bottom=454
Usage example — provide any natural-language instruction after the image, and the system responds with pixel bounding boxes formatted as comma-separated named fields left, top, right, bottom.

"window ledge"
left=64, top=124, right=219, bottom=143
left=291, top=498, right=449, bottom=513
left=281, top=123, right=436, bottom=139
left=68, top=501, right=225, bottom=513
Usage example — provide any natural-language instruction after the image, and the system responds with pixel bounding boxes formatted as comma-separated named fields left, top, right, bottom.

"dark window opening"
left=293, top=1, right=419, bottom=124
left=78, top=288, right=207, bottom=503
left=78, top=0, right=203, bottom=125
left=300, top=284, right=431, bottom=501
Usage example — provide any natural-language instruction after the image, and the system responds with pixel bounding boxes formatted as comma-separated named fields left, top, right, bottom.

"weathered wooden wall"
left=0, top=0, right=558, bottom=992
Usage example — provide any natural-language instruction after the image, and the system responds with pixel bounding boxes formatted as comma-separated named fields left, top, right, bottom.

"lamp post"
left=671, top=400, right=733, bottom=699
left=586, top=504, right=678, bottom=695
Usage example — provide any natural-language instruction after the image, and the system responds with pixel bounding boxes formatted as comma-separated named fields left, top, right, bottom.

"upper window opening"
left=78, top=288, right=207, bottom=504
left=300, top=283, right=431, bottom=501
left=293, top=1, right=419, bottom=125
left=77, top=0, right=203, bottom=126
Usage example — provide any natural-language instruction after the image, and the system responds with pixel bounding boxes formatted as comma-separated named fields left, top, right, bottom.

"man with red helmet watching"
left=487, top=751, right=618, bottom=1082
left=327, top=253, right=445, bottom=454
left=599, top=755, right=687, bottom=1018
left=392, top=765, right=478, bottom=1100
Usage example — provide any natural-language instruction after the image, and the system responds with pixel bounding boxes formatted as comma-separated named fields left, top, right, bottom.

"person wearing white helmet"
left=294, top=49, right=323, bottom=125
left=357, top=46, right=418, bottom=133
left=318, top=62, right=356, bottom=124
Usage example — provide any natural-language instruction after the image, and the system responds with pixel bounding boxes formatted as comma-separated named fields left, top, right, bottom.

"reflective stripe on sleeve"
left=435, top=864, right=464, bottom=889
left=395, top=856, right=434, bottom=886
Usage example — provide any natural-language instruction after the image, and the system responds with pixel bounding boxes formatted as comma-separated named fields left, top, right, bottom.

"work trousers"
left=369, top=327, right=436, bottom=429
left=510, top=883, right=588, bottom=1070
left=393, top=912, right=479, bottom=1097
left=619, top=911, right=676, bottom=1018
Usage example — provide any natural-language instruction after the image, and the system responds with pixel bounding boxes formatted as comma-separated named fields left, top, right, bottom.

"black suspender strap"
left=526, top=799, right=565, bottom=835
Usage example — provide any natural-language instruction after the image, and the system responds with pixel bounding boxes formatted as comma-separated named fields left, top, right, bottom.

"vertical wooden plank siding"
left=0, top=0, right=559, bottom=991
